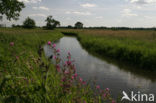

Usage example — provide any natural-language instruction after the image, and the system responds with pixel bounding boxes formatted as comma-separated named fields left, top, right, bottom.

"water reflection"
left=44, top=36, right=156, bottom=99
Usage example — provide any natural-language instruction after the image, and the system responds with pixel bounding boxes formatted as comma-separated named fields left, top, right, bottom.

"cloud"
left=18, top=0, right=42, bottom=3
left=65, top=11, right=71, bottom=14
left=33, top=6, right=49, bottom=11
left=144, top=16, right=153, bottom=19
left=122, top=9, right=138, bottom=17
left=80, top=3, right=96, bottom=8
left=96, top=16, right=103, bottom=19
left=130, top=0, right=156, bottom=4
left=29, top=14, right=46, bottom=17
left=66, top=11, right=92, bottom=15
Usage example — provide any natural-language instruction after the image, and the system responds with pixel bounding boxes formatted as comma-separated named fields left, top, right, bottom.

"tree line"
left=60, top=26, right=156, bottom=30
left=12, top=16, right=60, bottom=29
left=11, top=17, right=83, bottom=29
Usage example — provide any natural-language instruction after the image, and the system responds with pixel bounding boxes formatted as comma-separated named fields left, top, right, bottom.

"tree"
left=75, top=22, right=83, bottom=29
left=45, top=15, right=60, bottom=29
left=0, top=0, right=25, bottom=21
left=23, top=17, right=36, bottom=28
left=67, top=25, right=72, bottom=28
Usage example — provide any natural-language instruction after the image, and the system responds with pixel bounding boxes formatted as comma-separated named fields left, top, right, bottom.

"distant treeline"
left=11, top=24, right=156, bottom=30
left=59, top=26, right=156, bottom=30
left=11, top=24, right=42, bottom=28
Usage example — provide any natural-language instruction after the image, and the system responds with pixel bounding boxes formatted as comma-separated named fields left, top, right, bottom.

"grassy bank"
left=0, top=28, right=63, bottom=102
left=61, top=29, right=156, bottom=71
left=0, top=28, right=115, bottom=103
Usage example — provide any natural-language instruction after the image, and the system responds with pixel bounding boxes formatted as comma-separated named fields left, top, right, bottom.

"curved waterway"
left=44, top=36, right=156, bottom=101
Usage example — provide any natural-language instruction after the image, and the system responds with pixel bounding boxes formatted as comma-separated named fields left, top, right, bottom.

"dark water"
left=44, top=36, right=156, bottom=102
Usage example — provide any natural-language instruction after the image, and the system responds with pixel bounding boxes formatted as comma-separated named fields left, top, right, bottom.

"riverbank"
left=61, top=29, right=156, bottom=71
left=0, top=28, right=115, bottom=103
left=0, top=28, right=62, bottom=102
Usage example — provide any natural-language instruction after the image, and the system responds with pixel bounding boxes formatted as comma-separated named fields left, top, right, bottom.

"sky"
left=2, top=0, right=156, bottom=27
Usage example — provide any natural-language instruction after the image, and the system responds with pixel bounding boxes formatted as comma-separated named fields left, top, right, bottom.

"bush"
left=45, top=16, right=60, bottom=30
left=23, top=17, right=36, bottom=29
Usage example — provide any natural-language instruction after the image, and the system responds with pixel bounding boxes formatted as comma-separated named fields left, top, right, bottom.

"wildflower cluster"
left=47, top=41, right=116, bottom=103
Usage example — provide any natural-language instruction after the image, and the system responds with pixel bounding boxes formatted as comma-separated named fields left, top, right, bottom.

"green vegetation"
left=0, top=0, right=25, bottom=20
left=61, top=29, right=156, bottom=71
left=23, top=17, right=36, bottom=28
left=0, top=28, right=62, bottom=102
left=0, top=28, right=115, bottom=103
left=75, top=22, right=83, bottom=29
left=45, top=16, right=60, bottom=30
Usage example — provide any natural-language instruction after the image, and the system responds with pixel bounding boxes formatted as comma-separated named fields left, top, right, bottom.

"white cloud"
left=18, top=0, right=42, bottom=3
left=66, top=11, right=92, bottom=15
left=65, top=11, right=71, bottom=14
left=80, top=3, right=96, bottom=8
left=73, top=11, right=91, bottom=15
left=96, top=16, right=103, bottom=19
left=122, top=9, right=138, bottom=17
left=29, top=14, right=46, bottom=17
left=136, top=6, right=141, bottom=9
left=130, top=0, right=156, bottom=4
left=144, top=16, right=153, bottom=19
left=33, top=6, right=49, bottom=11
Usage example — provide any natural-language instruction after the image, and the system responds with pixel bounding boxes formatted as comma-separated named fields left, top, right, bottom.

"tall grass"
left=0, top=28, right=115, bottom=103
left=61, top=29, right=156, bottom=71
left=0, top=28, right=63, bottom=102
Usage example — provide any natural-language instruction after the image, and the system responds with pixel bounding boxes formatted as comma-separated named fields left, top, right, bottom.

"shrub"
left=23, top=17, right=36, bottom=29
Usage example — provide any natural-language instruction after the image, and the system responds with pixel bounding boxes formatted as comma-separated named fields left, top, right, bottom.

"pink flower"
left=74, top=73, right=78, bottom=78
left=10, top=42, right=14, bottom=46
left=82, top=81, right=86, bottom=85
left=112, top=100, right=116, bottom=103
left=56, top=64, right=60, bottom=72
left=53, top=56, right=56, bottom=59
left=79, top=77, right=83, bottom=82
left=106, top=88, right=110, bottom=91
left=67, top=56, right=71, bottom=60
left=66, top=61, right=71, bottom=65
left=52, top=44, right=56, bottom=48
left=83, top=101, right=86, bottom=103
left=61, top=77, right=66, bottom=82
left=65, top=61, right=71, bottom=65
left=71, top=76, right=74, bottom=80
left=96, top=85, right=100, bottom=89
left=103, top=93, right=106, bottom=97
left=47, top=41, right=51, bottom=45
left=16, top=56, right=19, bottom=60
left=56, top=49, right=60, bottom=52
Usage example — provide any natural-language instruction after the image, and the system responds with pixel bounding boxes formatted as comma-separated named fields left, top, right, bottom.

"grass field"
left=61, top=29, right=156, bottom=71
left=0, top=28, right=115, bottom=103
left=0, top=28, right=63, bottom=102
